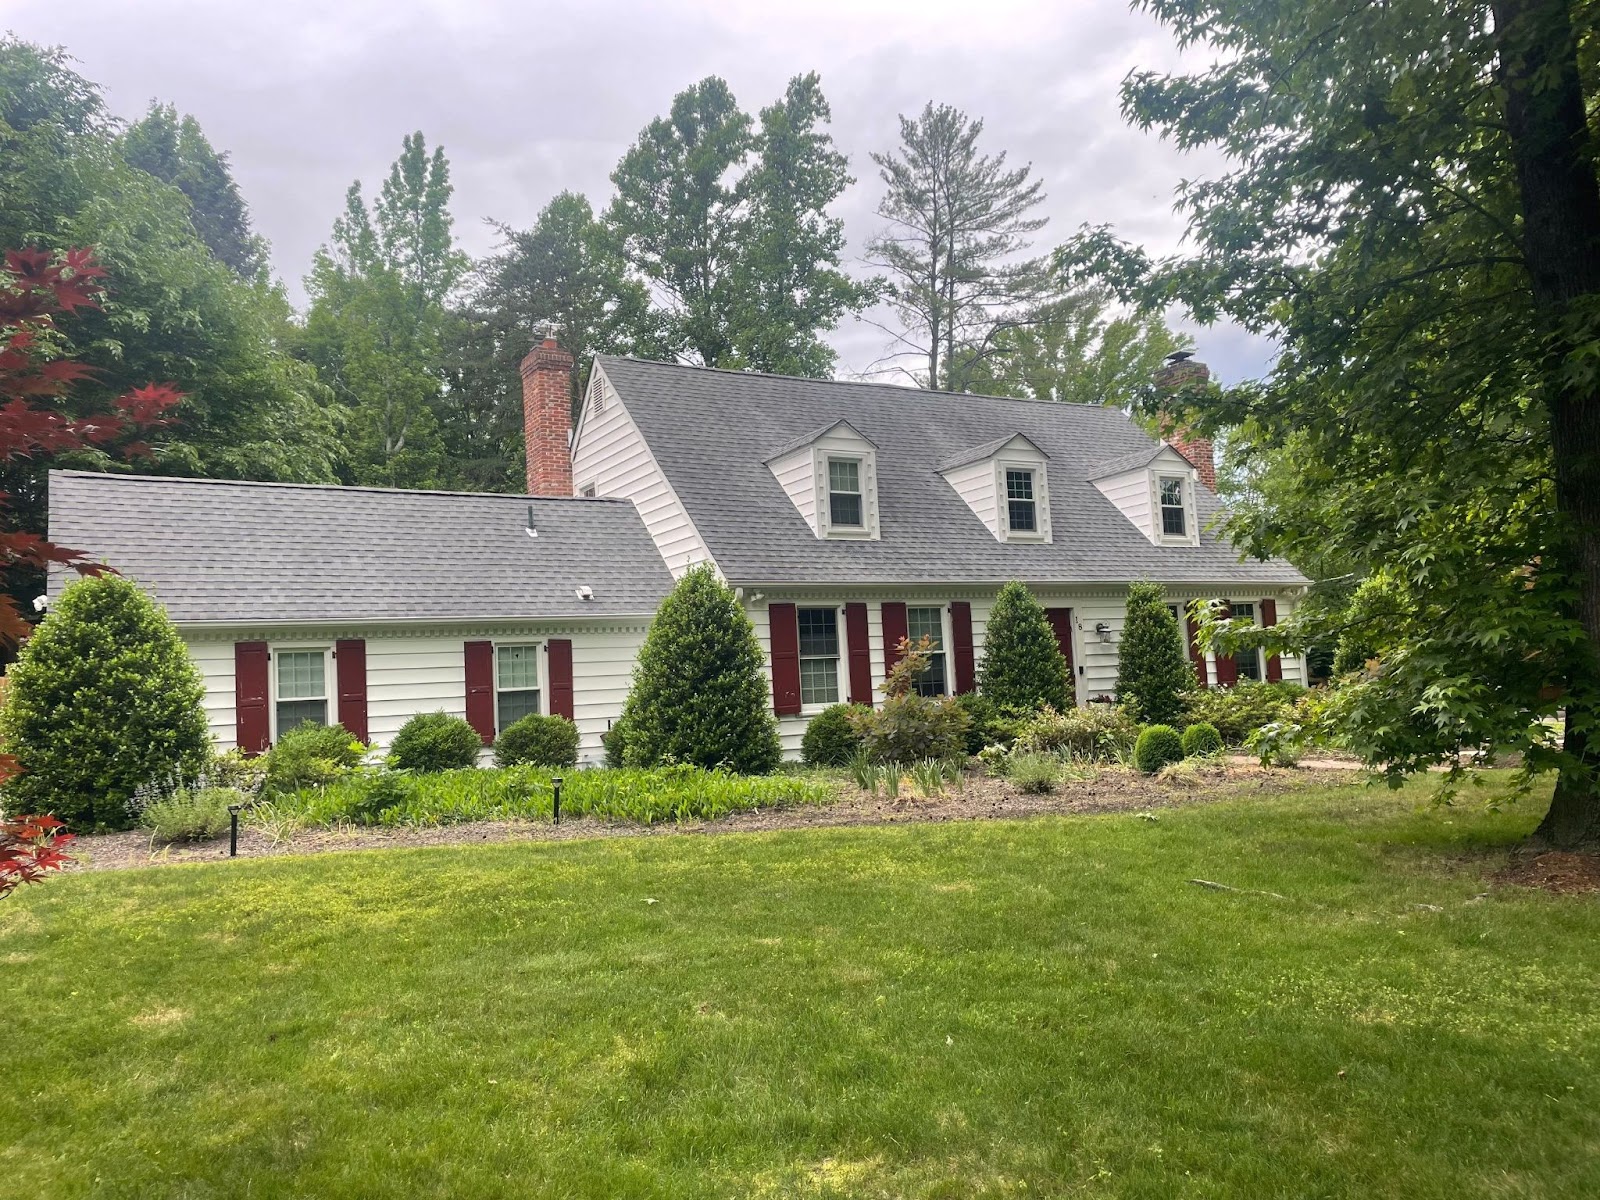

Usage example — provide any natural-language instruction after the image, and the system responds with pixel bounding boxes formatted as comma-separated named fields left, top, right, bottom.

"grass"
left=2, top=776, right=1597, bottom=1198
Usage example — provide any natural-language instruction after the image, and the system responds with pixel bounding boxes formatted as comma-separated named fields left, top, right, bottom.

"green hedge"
left=494, top=714, right=580, bottom=768
left=1134, top=725, right=1185, bottom=774
left=388, top=712, right=482, bottom=772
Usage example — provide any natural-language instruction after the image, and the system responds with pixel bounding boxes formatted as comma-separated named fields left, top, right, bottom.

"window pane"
left=906, top=606, right=944, bottom=650
left=828, top=459, right=859, bottom=493
left=1008, top=498, right=1037, bottom=532
left=1162, top=505, right=1186, bottom=536
left=276, top=650, right=324, bottom=700
left=1006, top=470, right=1033, bottom=500
left=497, top=644, right=540, bottom=691
left=829, top=491, right=863, bottom=527
left=799, top=657, right=839, bottom=706
left=276, top=698, right=326, bottom=734
left=1160, top=477, right=1183, bottom=506
left=797, top=608, right=839, bottom=658
left=914, top=653, right=948, bottom=697
left=1231, top=603, right=1255, bottom=623
left=497, top=688, right=541, bottom=731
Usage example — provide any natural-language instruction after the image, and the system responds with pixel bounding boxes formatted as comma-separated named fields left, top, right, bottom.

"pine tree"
left=1115, top=582, right=1193, bottom=726
left=0, top=574, right=209, bottom=830
left=979, top=581, right=1072, bottom=712
left=619, top=567, right=780, bottom=774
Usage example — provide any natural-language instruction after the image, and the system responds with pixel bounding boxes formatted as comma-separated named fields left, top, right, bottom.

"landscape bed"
left=4, top=776, right=1597, bottom=1198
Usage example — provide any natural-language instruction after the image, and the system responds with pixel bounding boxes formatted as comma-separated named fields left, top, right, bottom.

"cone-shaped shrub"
left=1116, top=581, right=1194, bottom=726
left=620, top=566, right=781, bottom=774
left=0, top=574, right=208, bottom=830
left=979, top=580, right=1072, bottom=713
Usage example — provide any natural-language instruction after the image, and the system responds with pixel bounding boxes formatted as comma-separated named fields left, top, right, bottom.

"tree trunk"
left=1493, top=0, right=1600, bottom=847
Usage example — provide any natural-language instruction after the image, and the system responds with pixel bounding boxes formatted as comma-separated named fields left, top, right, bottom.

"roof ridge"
left=47, top=470, right=634, bottom=504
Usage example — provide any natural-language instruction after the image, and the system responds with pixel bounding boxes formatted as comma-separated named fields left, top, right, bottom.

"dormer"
left=765, top=420, right=880, bottom=540
left=937, top=433, right=1052, bottom=544
left=1090, top=444, right=1201, bottom=547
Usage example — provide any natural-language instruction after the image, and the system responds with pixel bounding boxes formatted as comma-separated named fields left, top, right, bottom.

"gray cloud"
left=4, top=0, right=1276, bottom=383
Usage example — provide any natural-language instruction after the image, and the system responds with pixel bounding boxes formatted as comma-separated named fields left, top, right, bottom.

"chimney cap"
left=1164, top=349, right=1196, bottom=363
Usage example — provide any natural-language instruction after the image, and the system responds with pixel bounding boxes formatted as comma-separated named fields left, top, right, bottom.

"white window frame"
left=996, top=459, right=1051, bottom=543
left=825, top=457, right=865, bottom=530
left=1150, top=471, right=1198, bottom=546
left=1226, top=602, right=1265, bottom=682
left=905, top=604, right=951, bottom=698
left=796, top=605, right=844, bottom=712
left=816, top=449, right=878, bottom=539
left=493, top=641, right=545, bottom=735
left=269, top=644, right=333, bottom=743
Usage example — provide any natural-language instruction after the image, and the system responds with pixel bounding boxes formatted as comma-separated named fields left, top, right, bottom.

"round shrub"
left=262, top=722, right=365, bottom=797
left=1116, top=582, right=1194, bottom=726
left=979, top=581, right=1072, bottom=713
left=801, top=703, right=867, bottom=766
left=601, top=719, right=629, bottom=769
left=1134, top=724, right=1184, bottom=774
left=388, top=712, right=482, bottom=772
left=0, top=574, right=208, bottom=830
left=494, top=714, right=580, bottom=768
left=1180, top=721, right=1224, bottom=759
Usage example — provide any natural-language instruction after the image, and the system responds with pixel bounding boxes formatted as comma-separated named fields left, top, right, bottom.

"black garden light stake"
left=228, top=803, right=241, bottom=858
left=552, top=777, right=563, bottom=826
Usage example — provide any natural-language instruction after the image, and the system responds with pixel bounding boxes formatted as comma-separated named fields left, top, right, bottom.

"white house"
left=48, top=342, right=1307, bottom=764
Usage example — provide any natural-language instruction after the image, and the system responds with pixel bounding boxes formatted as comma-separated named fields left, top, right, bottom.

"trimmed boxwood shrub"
left=388, top=712, right=482, bottom=772
left=1116, top=582, right=1194, bottom=726
left=979, top=581, right=1072, bottom=713
left=1181, top=721, right=1224, bottom=758
left=0, top=573, right=208, bottom=830
left=1134, top=724, right=1185, bottom=774
left=619, top=567, right=781, bottom=774
left=262, top=722, right=365, bottom=797
left=601, top=719, right=629, bottom=769
left=801, top=703, right=867, bottom=766
left=494, top=714, right=580, bottom=768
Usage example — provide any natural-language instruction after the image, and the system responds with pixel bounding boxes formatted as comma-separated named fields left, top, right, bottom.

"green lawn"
left=3, top=779, right=1596, bottom=1199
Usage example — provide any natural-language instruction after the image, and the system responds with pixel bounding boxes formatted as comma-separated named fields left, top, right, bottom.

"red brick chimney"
left=520, top=337, right=575, bottom=496
left=1153, top=351, right=1216, bottom=490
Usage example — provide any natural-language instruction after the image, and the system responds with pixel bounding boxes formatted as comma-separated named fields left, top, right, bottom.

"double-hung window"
left=827, top=459, right=863, bottom=529
left=1159, top=476, right=1188, bottom=537
left=496, top=644, right=542, bottom=731
left=1005, top=469, right=1037, bottom=533
left=907, top=606, right=947, bottom=697
left=797, top=608, right=841, bottom=706
left=275, top=649, right=328, bottom=735
left=1228, top=602, right=1264, bottom=681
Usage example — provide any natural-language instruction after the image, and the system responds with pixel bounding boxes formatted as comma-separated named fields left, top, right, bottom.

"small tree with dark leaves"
left=979, top=581, right=1072, bottom=713
left=1116, top=582, right=1193, bottom=727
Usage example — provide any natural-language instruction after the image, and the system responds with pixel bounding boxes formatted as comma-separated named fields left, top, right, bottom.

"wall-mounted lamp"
left=1095, top=621, right=1114, bottom=643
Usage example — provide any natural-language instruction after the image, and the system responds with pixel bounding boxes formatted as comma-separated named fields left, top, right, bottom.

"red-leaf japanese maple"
left=0, top=814, right=74, bottom=898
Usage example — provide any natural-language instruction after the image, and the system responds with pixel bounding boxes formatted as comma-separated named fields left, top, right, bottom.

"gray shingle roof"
left=937, top=432, right=1049, bottom=473
left=764, top=419, right=877, bottom=462
left=1088, top=445, right=1169, bottom=480
left=47, top=472, right=674, bottom=624
left=598, top=356, right=1306, bottom=588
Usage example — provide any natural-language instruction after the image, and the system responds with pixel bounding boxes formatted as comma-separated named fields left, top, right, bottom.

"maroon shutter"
left=881, top=602, right=909, bottom=675
left=844, top=602, right=873, bottom=704
left=234, top=641, right=270, bottom=757
left=1260, top=598, right=1283, bottom=683
left=548, top=638, right=575, bottom=719
left=1185, top=613, right=1209, bottom=688
left=768, top=602, right=802, bottom=716
left=1044, top=608, right=1075, bottom=674
left=464, top=640, right=495, bottom=744
left=949, top=601, right=976, bottom=694
left=1213, top=602, right=1239, bottom=687
left=335, top=638, right=368, bottom=743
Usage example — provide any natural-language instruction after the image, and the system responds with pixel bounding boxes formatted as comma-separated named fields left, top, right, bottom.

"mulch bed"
left=1495, top=851, right=1600, bottom=896
left=69, top=763, right=1363, bottom=874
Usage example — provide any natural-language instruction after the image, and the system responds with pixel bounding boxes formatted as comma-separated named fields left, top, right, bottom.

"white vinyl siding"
left=941, top=459, right=999, bottom=537
left=768, top=445, right=818, bottom=532
left=939, top=435, right=1051, bottom=543
left=1093, top=447, right=1200, bottom=547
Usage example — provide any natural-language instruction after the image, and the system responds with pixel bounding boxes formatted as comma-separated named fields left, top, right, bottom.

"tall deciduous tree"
left=304, top=132, right=469, bottom=487
left=1083, top=0, right=1600, bottom=845
left=865, top=102, right=1049, bottom=392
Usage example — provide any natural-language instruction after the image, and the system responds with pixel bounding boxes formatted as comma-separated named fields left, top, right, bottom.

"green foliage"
left=1180, top=722, right=1224, bottom=759
left=849, top=694, right=970, bottom=767
left=1007, top=753, right=1060, bottom=794
left=952, top=691, right=1000, bottom=754
left=979, top=581, right=1072, bottom=713
left=493, top=714, right=579, bottom=769
left=1133, top=725, right=1185, bottom=775
left=0, top=574, right=208, bottom=831
left=205, top=748, right=266, bottom=798
left=801, top=703, right=867, bottom=767
left=1012, top=704, right=1141, bottom=762
left=620, top=568, right=780, bottom=774
left=1332, top=573, right=1410, bottom=677
left=388, top=713, right=482, bottom=773
left=261, top=722, right=365, bottom=798
left=1246, top=722, right=1304, bottom=769
left=1115, top=583, right=1193, bottom=726
left=908, top=758, right=949, bottom=799
left=846, top=749, right=880, bottom=793
left=1182, top=681, right=1307, bottom=747
left=601, top=720, right=629, bottom=770
left=139, top=787, right=240, bottom=844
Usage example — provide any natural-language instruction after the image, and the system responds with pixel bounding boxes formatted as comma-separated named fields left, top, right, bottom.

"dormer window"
left=1005, top=469, right=1037, bottom=534
left=1158, top=476, right=1187, bottom=537
left=939, top=433, right=1052, bottom=544
left=827, top=458, right=863, bottom=528
left=1090, top=444, right=1201, bottom=547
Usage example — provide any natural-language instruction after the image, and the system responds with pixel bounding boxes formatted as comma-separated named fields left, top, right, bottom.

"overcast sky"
left=3, top=0, right=1276, bottom=385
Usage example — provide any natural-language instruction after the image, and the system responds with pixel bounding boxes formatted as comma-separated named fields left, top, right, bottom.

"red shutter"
left=548, top=638, right=575, bottom=719
left=768, top=602, right=802, bottom=716
left=844, top=602, right=872, bottom=704
left=949, top=601, right=976, bottom=694
left=464, top=640, right=495, bottom=744
left=1213, top=602, right=1239, bottom=687
left=1185, top=612, right=1209, bottom=688
left=335, top=638, right=368, bottom=743
left=881, top=602, right=909, bottom=675
left=1045, top=608, right=1075, bottom=673
left=234, top=641, right=270, bottom=757
left=1260, top=598, right=1283, bottom=683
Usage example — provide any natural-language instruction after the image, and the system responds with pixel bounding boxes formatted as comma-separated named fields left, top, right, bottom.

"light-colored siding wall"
left=767, top=446, right=818, bottom=534
left=185, top=620, right=648, bottom=767
left=1094, top=468, right=1153, bottom=541
left=570, top=367, right=713, bottom=576
left=941, top=460, right=999, bottom=538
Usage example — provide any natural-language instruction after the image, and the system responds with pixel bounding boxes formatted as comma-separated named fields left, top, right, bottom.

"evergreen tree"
left=0, top=574, right=209, bottom=830
left=1115, top=582, right=1193, bottom=727
left=619, top=566, right=780, bottom=774
left=979, top=581, right=1072, bottom=712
